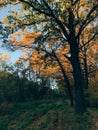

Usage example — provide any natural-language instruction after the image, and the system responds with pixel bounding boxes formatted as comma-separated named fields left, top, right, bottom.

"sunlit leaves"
left=10, top=31, right=40, bottom=47
left=2, top=18, right=9, bottom=24
left=0, top=53, right=10, bottom=62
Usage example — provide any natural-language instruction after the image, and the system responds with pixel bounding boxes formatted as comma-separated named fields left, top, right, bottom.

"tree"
left=1, top=0, right=98, bottom=113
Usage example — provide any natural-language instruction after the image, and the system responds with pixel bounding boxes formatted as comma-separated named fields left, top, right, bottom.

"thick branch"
left=19, top=0, right=51, bottom=16
left=42, top=0, right=69, bottom=40
left=19, top=0, right=69, bottom=41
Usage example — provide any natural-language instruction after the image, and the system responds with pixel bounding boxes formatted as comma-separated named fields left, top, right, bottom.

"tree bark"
left=70, top=40, right=87, bottom=113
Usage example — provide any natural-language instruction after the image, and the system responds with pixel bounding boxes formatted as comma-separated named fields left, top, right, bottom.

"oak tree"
left=1, top=0, right=98, bottom=113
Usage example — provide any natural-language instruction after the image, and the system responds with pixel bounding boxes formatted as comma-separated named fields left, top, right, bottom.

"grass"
left=0, top=99, right=98, bottom=130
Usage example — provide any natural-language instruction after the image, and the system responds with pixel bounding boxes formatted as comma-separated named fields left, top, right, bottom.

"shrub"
left=89, top=89, right=98, bottom=109
left=0, top=103, right=14, bottom=115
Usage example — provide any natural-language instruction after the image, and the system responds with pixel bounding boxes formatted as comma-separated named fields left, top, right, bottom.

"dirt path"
left=25, top=113, right=46, bottom=129
left=43, top=110, right=56, bottom=130
left=25, top=109, right=54, bottom=130
left=57, top=110, right=62, bottom=130
left=92, top=115, right=98, bottom=130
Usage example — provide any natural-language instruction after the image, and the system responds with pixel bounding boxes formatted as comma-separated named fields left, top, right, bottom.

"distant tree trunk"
left=82, top=50, right=90, bottom=107
left=0, top=86, right=5, bottom=102
left=17, top=78, right=25, bottom=102
left=54, top=54, right=74, bottom=106
left=27, top=82, right=32, bottom=99
left=70, top=39, right=87, bottom=113
left=83, top=52, right=89, bottom=89
left=19, top=85, right=25, bottom=101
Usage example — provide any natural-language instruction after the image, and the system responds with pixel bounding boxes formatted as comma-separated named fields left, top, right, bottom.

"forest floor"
left=0, top=99, right=98, bottom=130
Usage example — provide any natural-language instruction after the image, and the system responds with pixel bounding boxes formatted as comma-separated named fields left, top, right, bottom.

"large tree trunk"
left=54, top=54, right=74, bottom=106
left=70, top=41, right=87, bottom=113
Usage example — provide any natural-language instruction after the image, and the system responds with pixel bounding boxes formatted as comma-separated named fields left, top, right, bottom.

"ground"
left=0, top=99, right=98, bottom=130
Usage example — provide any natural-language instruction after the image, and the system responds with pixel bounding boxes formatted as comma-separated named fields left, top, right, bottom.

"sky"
left=0, top=5, right=22, bottom=63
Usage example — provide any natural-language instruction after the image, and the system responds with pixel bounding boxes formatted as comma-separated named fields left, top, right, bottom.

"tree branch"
left=63, top=54, right=71, bottom=61
left=77, top=5, right=98, bottom=38
left=19, top=0, right=69, bottom=41
left=19, top=19, right=48, bottom=28
left=79, top=32, right=98, bottom=50
left=88, top=68, right=98, bottom=75
left=42, top=0, right=69, bottom=40
left=19, top=0, right=52, bottom=17
left=72, top=0, right=79, bottom=6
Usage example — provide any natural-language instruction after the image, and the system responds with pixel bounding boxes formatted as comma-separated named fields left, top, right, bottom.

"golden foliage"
left=2, top=18, right=9, bottom=24
left=0, top=53, right=10, bottom=62
left=10, top=31, right=40, bottom=47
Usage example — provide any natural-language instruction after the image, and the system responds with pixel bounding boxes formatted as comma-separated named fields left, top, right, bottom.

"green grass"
left=0, top=99, right=98, bottom=130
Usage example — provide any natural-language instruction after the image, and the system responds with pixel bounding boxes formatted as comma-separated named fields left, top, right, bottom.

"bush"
left=0, top=103, right=14, bottom=115
left=89, top=89, right=98, bottom=109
